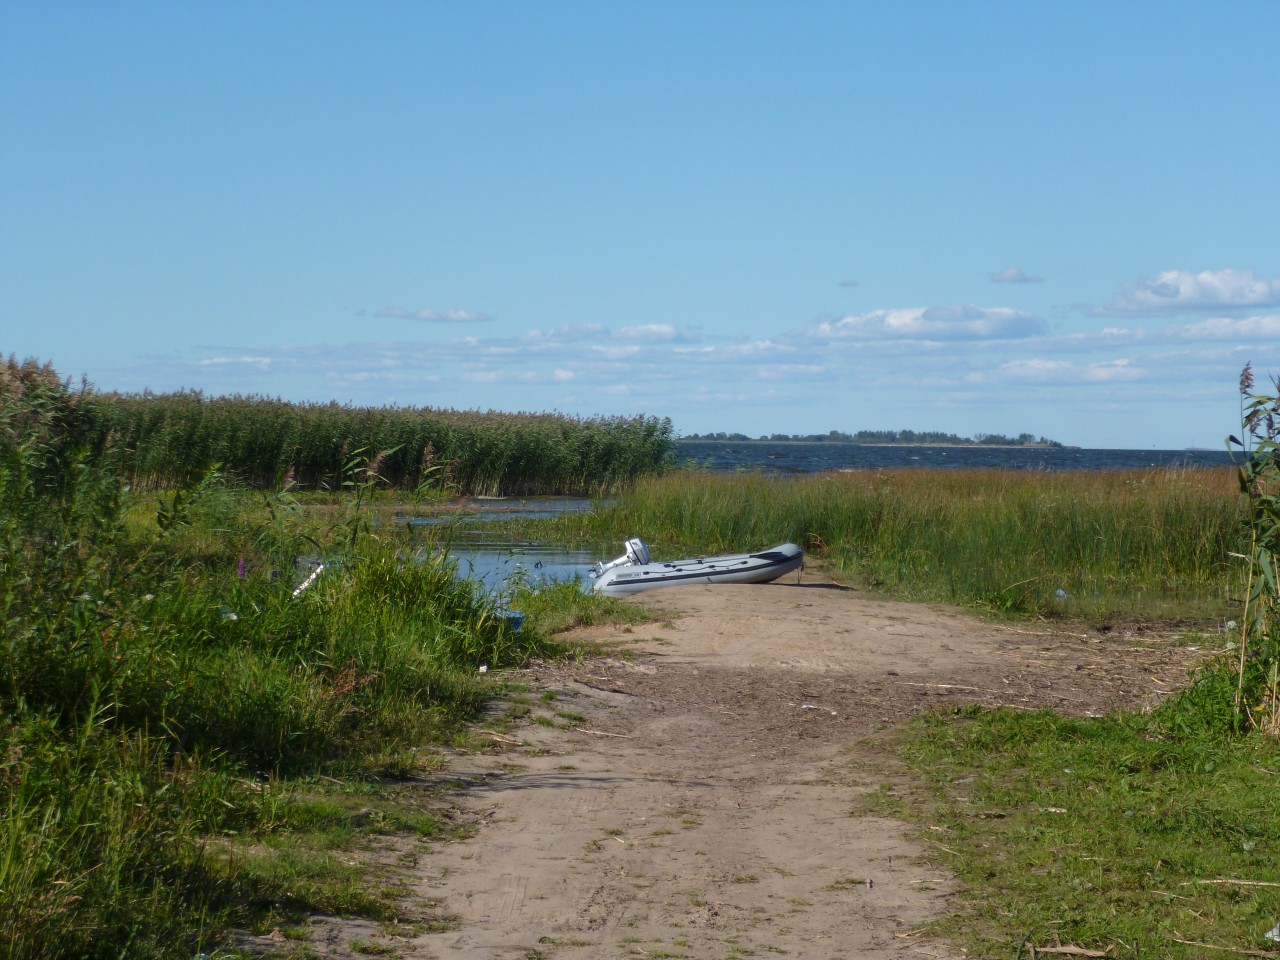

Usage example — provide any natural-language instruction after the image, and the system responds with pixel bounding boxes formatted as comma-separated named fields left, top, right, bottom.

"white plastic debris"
left=478, top=664, right=488, bottom=675
left=291, top=563, right=325, bottom=598
left=1265, top=922, right=1280, bottom=942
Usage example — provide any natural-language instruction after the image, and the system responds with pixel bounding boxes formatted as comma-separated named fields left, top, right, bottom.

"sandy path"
left=303, top=572, right=1210, bottom=959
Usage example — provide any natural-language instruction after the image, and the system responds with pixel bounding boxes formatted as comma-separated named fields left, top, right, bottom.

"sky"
left=2, top=1, right=1278, bottom=449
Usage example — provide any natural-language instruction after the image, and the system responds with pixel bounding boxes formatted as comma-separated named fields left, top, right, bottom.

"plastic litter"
left=1266, top=922, right=1280, bottom=942
left=291, top=563, right=325, bottom=598
left=1054, top=588, right=1070, bottom=600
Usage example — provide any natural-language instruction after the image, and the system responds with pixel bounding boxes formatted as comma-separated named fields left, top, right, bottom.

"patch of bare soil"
left=298, top=572, right=1216, bottom=959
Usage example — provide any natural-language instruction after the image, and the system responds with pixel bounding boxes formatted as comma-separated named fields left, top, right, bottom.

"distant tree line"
left=680, top=429, right=1063, bottom=447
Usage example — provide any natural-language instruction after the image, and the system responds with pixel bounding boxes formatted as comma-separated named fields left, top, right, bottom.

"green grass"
left=1, top=357, right=636, bottom=959
left=5, top=356, right=1272, bottom=959
left=537, top=468, right=1244, bottom=619
left=503, top=578, right=651, bottom=638
left=894, top=692, right=1280, bottom=958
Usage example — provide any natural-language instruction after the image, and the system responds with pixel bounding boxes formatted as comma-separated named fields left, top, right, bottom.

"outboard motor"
left=591, top=537, right=651, bottom=579
left=624, top=537, right=650, bottom=566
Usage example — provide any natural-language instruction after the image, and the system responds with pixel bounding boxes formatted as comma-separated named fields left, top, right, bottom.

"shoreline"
left=676, top=439, right=1071, bottom=449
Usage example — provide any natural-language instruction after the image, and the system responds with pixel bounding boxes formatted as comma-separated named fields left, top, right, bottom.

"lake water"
left=674, top=440, right=1236, bottom=473
left=402, top=497, right=605, bottom=594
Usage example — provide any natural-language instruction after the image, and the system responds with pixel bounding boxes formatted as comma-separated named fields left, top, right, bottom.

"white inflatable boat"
left=590, top=538, right=803, bottom=597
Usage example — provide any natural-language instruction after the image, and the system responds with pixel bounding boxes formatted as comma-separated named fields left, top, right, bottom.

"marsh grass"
left=896, top=699, right=1280, bottom=958
left=0, top=357, right=587, bottom=958
left=92, top=390, right=673, bottom=495
left=541, top=468, right=1243, bottom=619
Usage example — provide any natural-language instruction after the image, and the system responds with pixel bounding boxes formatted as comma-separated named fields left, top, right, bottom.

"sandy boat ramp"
left=290, top=568, right=1208, bottom=959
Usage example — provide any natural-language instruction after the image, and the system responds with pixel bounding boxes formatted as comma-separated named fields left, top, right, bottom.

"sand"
left=278, top=568, right=1211, bottom=959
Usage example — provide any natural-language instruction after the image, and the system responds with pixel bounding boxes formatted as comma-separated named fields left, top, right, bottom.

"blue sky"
left=3, top=1, right=1278, bottom=448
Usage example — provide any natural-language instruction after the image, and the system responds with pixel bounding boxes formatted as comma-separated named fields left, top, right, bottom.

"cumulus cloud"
left=990, top=266, right=1044, bottom=284
left=810, top=305, right=1046, bottom=342
left=1099, top=269, right=1280, bottom=316
left=375, top=306, right=494, bottom=323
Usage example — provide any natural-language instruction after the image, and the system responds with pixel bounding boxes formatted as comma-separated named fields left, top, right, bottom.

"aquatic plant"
left=544, top=466, right=1242, bottom=618
left=1229, top=362, right=1280, bottom=731
left=91, top=390, right=673, bottom=495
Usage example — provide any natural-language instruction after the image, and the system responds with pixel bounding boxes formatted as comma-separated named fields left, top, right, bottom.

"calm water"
left=675, top=441, right=1235, bottom=473
left=402, top=497, right=604, bottom=592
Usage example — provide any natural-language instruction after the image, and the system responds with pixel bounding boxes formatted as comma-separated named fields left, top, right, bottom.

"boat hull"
left=592, top=543, right=803, bottom=597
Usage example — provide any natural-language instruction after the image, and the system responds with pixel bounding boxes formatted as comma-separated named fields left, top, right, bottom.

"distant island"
left=679, top=430, right=1065, bottom=447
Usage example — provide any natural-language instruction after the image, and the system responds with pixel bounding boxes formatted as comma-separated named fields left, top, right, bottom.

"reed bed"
left=550, top=468, right=1244, bottom=617
left=91, top=390, right=673, bottom=495
left=0, top=358, right=566, bottom=958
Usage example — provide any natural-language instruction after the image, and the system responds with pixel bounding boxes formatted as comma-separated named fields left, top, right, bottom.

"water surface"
left=675, top=441, right=1234, bottom=473
left=402, top=496, right=604, bottom=593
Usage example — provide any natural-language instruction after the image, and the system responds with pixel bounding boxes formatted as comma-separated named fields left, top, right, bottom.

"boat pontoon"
left=590, top=538, right=803, bottom=597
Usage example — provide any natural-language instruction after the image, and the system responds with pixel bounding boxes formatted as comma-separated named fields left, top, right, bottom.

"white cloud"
left=810, top=305, right=1046, bottom=342
left=459, top=370, right=540, bottom=383
left=990, top=266, right=1044, bottom=284
left=1168, top=313, right=1280, bottom=341
left=980, top=358, right=1146, bottom=385
left=522, top=323, right=608, bottom=342
left=616, top=323, right=693, bottom=343
left=590, top=344, right=642, bottom=359
left=1099, top=269, right=1280, bottom=316
left=722, top=338, right=795, bottom=359
left=755, top=363, right=828, bottom=381
left=375, top=306, right=494, bottom=323
left=193, top=355, right=272, bottom=370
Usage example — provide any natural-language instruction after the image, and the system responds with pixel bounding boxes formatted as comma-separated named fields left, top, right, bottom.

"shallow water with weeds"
left=402, top=496, right=606, bottom=594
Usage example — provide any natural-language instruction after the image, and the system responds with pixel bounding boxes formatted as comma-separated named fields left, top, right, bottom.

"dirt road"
left=305, top=572, right=1211, bottom=959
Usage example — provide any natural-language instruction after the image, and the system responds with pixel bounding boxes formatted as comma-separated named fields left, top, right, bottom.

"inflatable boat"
left=590, top=538, right=803, bottom=597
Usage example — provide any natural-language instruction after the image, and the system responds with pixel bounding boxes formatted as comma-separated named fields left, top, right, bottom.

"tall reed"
left=549, top=468, right=1243, bottom=617
left=1229, top=363, right=1280, bottom=732
left=91, top=390, right=673, bottom=495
